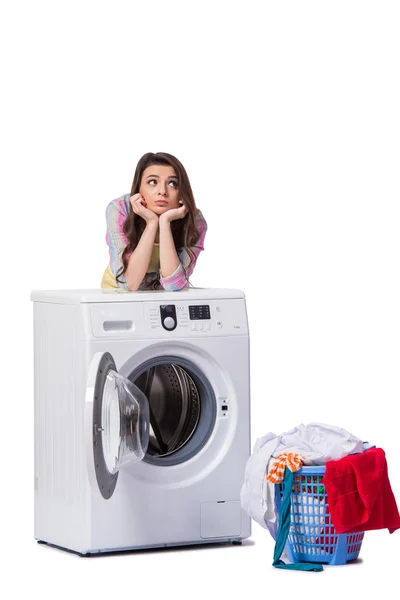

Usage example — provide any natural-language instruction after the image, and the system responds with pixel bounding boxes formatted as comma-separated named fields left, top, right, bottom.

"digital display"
left=189, top=305, right=211, bottom=320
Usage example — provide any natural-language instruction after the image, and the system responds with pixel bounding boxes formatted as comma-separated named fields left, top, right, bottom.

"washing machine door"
left=86, top=352, right=150, bottom=499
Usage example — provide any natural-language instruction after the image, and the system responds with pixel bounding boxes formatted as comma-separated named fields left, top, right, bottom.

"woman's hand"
left=160, top=200, right=188, bottom=224
left=130, top=193, right=159, bottom=226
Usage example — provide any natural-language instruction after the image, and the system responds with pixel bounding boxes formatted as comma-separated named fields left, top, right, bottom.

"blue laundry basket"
left=275, top=466, right=365, bottom=565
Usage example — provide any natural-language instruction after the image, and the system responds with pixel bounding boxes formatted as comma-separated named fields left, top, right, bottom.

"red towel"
left=322, top=448, right=400, bottom=534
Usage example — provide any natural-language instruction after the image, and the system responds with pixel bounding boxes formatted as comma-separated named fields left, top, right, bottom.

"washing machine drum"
left=133, top=364, right=201, bottom=457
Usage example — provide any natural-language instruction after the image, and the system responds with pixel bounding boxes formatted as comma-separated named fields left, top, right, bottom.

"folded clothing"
left=322, top=447, right=400, bottom=534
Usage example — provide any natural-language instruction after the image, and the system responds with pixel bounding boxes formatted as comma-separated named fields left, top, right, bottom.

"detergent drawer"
left=89, top=303, right=147, bottom=338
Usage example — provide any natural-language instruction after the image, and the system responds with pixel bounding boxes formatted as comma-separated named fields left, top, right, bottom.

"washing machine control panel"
left=159, top=303, right=212, bottom=332
left=88, top=299, right=247, bottom=338
left=144, top=300, right=248, bottom=336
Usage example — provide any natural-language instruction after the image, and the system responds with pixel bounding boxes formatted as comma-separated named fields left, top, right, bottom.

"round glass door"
left=90, top=352, right=150, bottom=499
left=101, top=370, right=150, bottom=472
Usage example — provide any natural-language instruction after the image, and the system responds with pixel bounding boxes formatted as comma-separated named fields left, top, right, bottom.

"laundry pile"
left=240, top=423, right=400, bottom=570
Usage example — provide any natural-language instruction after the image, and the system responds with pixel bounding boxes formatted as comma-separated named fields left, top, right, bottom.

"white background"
left=1, top=0, right=399, bottom=596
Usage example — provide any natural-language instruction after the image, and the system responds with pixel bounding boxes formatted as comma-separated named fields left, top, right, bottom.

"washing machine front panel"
left=85, top=335, right=251, bottom=551
left=85, top=336, right=248, bottom=484
left=85, top=351, right=150, bottom=499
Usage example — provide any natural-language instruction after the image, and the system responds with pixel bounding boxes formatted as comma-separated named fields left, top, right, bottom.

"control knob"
left=163, top=316, right=176, bottom=330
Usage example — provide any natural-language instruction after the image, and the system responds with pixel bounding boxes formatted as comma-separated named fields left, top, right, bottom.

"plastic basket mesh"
left=279, top=468, right=364, bottom=564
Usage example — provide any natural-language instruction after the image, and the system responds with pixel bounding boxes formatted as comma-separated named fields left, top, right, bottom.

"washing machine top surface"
left=30, top=287, right=245, bottom=304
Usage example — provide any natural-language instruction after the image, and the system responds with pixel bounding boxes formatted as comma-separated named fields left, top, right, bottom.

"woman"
left=101, top=152, right=208, bottom=291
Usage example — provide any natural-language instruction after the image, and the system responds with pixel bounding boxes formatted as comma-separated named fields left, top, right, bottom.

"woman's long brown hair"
left=116, top=152, right=201, bottom=289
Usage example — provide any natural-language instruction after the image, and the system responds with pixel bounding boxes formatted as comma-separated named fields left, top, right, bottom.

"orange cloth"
left=266, top=452, right=303, bottom=484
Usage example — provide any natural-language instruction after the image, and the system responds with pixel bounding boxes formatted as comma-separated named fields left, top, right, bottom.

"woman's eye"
left=147, top=179, right=178, bottom=187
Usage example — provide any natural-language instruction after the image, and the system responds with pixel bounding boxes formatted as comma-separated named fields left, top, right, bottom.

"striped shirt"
left=102, top=193, right=208, bottom=291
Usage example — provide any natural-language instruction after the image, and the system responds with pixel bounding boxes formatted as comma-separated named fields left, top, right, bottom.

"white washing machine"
left=31, top=287, right=251, bottom=555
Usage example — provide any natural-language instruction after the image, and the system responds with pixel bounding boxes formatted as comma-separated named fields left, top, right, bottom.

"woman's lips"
left=155, top=200, right=167, bottom=205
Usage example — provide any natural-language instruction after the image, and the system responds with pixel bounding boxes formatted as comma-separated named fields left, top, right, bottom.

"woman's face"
left=139, top=165, right=181, bottom=215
